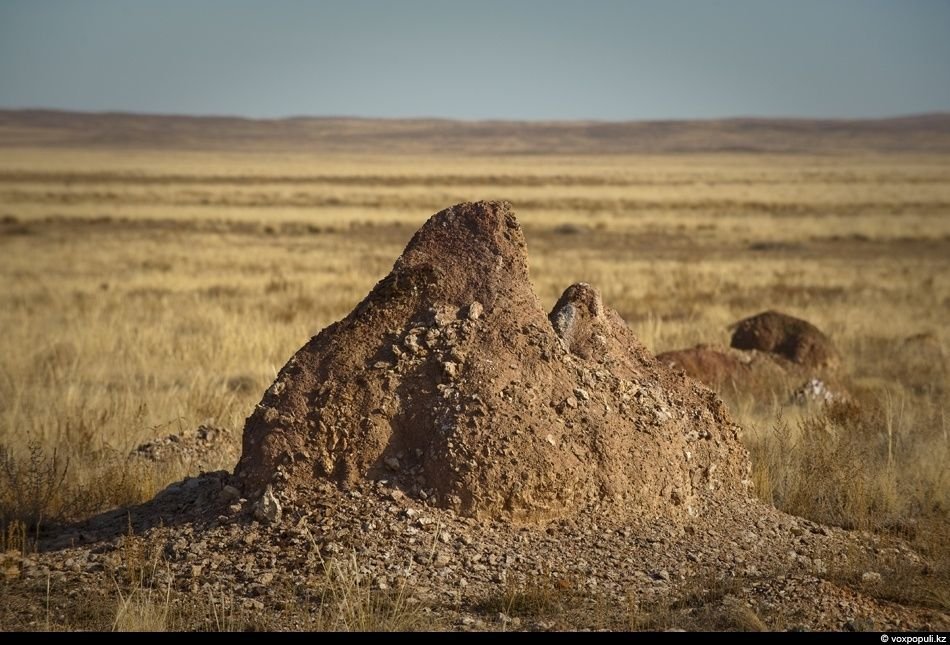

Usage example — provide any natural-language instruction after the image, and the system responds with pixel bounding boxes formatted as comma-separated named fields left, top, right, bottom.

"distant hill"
left=1, top=109, right=949, bottom=154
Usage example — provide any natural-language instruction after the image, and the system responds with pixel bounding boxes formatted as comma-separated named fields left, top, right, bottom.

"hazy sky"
left=1, top=0, right=949, bottom=120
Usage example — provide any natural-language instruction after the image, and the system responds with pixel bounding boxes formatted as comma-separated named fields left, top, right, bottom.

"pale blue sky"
left=1, top=0, right=948, bottom=120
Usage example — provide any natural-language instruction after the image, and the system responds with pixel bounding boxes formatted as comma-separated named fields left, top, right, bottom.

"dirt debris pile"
left=235, top=201, right=751, bottom=521
left=130, top=424, right=238, bottom=473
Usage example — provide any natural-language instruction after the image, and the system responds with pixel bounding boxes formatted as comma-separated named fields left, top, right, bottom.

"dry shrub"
left=0, top=441, right=174, bottom=544
left=746, top=390, right=947, bottom=532
left=112, top=585, right=172, bottom=632
left=0, top=441, right=69, bottom=538
left=778, top=400, right=898, bottom=529
left=743, top=379, right=949, bottom=614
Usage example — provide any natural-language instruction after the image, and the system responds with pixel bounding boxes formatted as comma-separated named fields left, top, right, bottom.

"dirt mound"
left=655, top=344, right=789, bottom=389
left=234, top=201, right=751, bottom=522
left=730, top=310, right=839, bottom=370
left=657, top=344, right=850, bottom=405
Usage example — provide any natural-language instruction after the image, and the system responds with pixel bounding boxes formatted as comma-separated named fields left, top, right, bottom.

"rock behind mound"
left=235, top=201, right=751, bottom=521
left=730, top=310, right=839, bottom=370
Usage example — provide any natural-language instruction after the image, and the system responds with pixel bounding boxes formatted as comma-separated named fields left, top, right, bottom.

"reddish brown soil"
left=656, top=344, right=792, bottom=390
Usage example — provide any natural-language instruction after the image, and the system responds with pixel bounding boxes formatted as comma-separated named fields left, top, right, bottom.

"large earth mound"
left=235, top=201, right=751, bottom=522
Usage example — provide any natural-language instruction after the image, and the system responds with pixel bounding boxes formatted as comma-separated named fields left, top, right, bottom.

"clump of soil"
left=130, top=425, right=238, bottom=473
left=235, top=201, right=751, bottom=522
left=655, top=344, right=789, bottom=390
left=729, top=310, right=839, bottom=371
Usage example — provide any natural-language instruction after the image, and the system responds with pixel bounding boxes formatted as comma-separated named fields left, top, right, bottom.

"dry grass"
left=308, top=554, right=428, bottom=632
left=112, top=584, right=172, bottom=632
left=746, top=396, right=948, bottom=532
left=0, top=146, right=948, bottom=628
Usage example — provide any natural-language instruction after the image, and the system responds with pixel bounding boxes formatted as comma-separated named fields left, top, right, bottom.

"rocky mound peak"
left=235, top=201, right=752, bottom=522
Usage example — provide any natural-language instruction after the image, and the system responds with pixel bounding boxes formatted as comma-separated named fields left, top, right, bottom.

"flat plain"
left=0, top=111, right=948, bottom=630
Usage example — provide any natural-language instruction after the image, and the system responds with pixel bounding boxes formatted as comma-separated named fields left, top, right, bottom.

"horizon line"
left=3, top=105, right=949, bottom=125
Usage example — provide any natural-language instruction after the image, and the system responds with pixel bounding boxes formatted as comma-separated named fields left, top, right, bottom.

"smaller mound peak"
left=549, top=283, right=611, bottom=359
left=553, top=282, right=604, bottom=319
